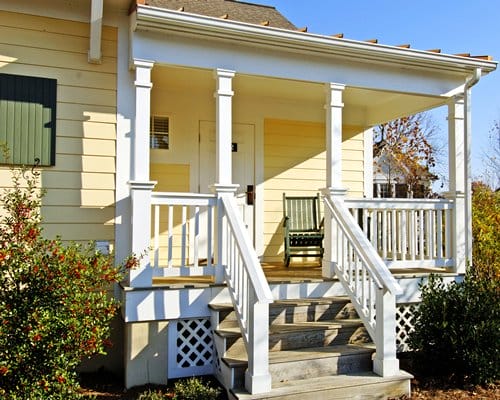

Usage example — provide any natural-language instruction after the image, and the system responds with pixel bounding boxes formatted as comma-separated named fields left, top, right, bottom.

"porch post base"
left=373, top=356, right=400, bottom=377
left=244, top=371, right=272, bottom=395
left=321, top=187, right=348, bottom=198
left=210, top=183, right=239, bottom=196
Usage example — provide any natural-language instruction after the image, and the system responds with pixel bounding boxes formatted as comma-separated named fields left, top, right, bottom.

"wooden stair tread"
left=231, top=371, right=413, bottom=399
left=223, top=344, right=373, bottom=367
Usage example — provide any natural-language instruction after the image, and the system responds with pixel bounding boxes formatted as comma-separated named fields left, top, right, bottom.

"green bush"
left=137, top=388, right=173, bottom=400
left=409, top=271, right=499, bottom=385
left=0, top=165, right=137, bottom=399
left=472, top=182, right=500, bottom=280
left=173, top=377, right=221, bottom=400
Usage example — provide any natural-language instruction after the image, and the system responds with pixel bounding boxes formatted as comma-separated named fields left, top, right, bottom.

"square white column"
left=214, top=69, right=235, bottom=186
left=446, top=95, right=467, bottom=273
left=127, top=59, right=156, bottom=287
left=325, top=83, right=346, bottom=190
left=133, top=59, right=154, bottom=181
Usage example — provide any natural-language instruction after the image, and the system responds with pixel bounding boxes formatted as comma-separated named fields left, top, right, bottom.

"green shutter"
left=0, top=73, right=56, bottom=166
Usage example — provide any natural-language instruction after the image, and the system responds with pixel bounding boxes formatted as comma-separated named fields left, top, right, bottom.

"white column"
left=214, top=69, right=235, bottom=186
left=132, top=59, right=154, bottom=181
left=127, top=59, right=157, bottom=287
left=322, top=83, right=345, bottom=278
left=325, top=83, right=346, bottom=190
left=446, top=95, right=466, bottom=274
left=464, top=89, right=473, bottom=264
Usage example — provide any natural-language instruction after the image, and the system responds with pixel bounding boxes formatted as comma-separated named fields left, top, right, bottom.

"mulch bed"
left=79, top=372, right=499, bottom=399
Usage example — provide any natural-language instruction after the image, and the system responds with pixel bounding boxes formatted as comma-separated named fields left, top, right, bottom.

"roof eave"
left=134, top=5, right=498, bottom=75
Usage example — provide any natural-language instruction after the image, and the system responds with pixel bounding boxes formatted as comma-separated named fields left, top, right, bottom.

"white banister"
left=346, top=198, right=455, bottom=269
left=150, top=192, right=218, bottom=277
left=219, top=194, right=273, bottom=394
left=323, top=193, right=401, bottom=377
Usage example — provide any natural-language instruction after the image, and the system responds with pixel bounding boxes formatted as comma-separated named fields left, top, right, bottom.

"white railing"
left=345, top=198, right=454, bottom=269
left=150, top=192, right=218, bottom=277
left=323, top=194, right=402, bottom=377
left=219, top=194, right=273, bottom=394
left=150, top=191, right=273, bottom=393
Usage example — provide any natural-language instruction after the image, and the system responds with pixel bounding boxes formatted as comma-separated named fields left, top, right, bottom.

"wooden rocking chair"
left=282, top=193, right=324, bottom=267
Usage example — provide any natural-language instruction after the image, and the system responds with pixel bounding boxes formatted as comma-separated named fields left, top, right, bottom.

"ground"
left=79, top=373, right=499, bottom=399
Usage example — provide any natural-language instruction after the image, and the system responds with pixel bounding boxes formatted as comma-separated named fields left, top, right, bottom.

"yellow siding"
left=150, top=164, right=191, bottom=266
left=0, top=11, right=117, bottom=244
left=262, top=119, right=365, bottom=262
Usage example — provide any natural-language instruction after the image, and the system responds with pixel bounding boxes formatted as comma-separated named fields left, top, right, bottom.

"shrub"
left=0, top=165, right=137, bottom=399
left=409, top=271, right=499, bottom=385
left=138, top=388, right=173, bottom=400
left=173, top=377, right=221, bottom=400
left=472, top=181, right=500, bottom=279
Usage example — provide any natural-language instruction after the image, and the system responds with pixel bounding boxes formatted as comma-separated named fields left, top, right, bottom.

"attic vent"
left=150, top=115, right=169, bottom=149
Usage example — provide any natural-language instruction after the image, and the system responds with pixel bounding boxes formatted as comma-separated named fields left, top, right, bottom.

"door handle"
left=246, top=185, right=254, bottom=205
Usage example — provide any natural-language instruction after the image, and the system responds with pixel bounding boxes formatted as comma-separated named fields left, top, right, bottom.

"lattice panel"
left=168, top=318, right=214, bottom=378
left=396, top=303, right=419, bottom=352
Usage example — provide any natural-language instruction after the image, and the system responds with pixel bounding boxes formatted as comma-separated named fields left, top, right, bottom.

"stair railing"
left=218, top=193, right=274, bottom=394
left=323, top=193, right=402, bottom=377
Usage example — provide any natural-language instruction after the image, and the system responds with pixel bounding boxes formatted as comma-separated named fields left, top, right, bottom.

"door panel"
left=199, top=121, right=255, bottom=241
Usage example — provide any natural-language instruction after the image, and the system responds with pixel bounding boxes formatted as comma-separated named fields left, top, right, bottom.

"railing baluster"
left=391, top=210, right=397, bottom=261
left=382, top=209, right=388, bottom=259
left=436, top=209, right=443, bottom=261
left=168, top=205, right=174, bottom=268
left=419, top=209, right=424, bottom=260
left=181, top=205, right=187, bottom=267
left=154, top=204, right=160, bottom=269
left=207, top=205, right=213, bottom=268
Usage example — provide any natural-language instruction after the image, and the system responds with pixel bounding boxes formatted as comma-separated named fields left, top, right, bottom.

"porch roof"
left=133, top=3, right=497, bottom=76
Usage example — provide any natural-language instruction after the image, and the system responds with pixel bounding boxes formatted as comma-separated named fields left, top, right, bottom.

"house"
left=0, top=0, right=496, bottom=398
left=373, top=140, right=438, bottom=198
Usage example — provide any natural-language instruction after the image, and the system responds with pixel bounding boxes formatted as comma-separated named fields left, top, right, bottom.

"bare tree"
left=373, top=113, right=441, bottom=197
left=480, top=120, right=500, bottom=189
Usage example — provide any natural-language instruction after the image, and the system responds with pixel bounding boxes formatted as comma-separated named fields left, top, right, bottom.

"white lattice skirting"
left=395, top=303, right=419, bottom=352
left=168, top=318, right=214, bottom=378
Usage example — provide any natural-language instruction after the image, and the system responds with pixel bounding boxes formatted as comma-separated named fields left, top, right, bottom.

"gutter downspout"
left=89, top=0, right=103, bottom=63
left=464, top=67, right=481, bottom=266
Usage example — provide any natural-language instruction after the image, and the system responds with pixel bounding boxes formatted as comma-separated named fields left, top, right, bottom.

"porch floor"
left=152, top=262, right=456, bottom=286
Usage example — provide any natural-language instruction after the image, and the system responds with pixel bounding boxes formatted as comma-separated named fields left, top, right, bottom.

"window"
left=0, top=73, right=57, bottom=166
left=150, top=115, right=169, bottom=149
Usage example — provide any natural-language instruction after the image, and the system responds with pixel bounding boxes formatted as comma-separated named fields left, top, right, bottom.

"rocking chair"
left=282, top=193, right=324, bottom=267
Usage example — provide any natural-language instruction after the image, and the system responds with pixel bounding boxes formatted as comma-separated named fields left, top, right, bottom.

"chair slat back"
left=283, top=194, right=320, bottom=232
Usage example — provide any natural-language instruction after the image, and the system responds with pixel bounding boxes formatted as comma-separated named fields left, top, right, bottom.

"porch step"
left=230, top=371, right=413, bottom=400
left=216, top=319, right=365, bottom=353
left=210, top=297, right=411, bottom=399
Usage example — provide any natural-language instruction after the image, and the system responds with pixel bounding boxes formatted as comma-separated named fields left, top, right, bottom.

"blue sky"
left=252, top=0, right=499, bottom=180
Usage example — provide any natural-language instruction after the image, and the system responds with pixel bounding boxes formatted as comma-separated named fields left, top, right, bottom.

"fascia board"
left=134, top=5, right=497, bottom=75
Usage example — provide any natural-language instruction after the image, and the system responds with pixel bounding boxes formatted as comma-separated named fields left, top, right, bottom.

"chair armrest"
left=283, top=216, right=290, bottom=228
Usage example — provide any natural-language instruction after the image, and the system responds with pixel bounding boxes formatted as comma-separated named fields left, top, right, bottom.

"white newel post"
left=445, top=95, right=466, bottom=274
left=128, top=59, right=157, bottom=287
left=246, top=300, right=272, bottom=394
left=322, top=83, right=345, bottom=278
left=373, top=287, right=400, bottom=376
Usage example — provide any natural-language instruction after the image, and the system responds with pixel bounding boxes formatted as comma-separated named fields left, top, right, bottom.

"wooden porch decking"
left=152, top=262, right=455, bottom=286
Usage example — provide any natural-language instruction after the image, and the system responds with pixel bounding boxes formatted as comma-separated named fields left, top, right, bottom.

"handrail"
left=323, top=194, right=401, bottom=376
left=220, top=195, right=273, bottom=306
left=219, top=194, right=273, bottom=393
left=325, top=196, right=402, bottom=296
left=345, top=197, right=454, bottom=268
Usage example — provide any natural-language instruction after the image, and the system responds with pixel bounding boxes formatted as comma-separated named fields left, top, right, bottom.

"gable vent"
left=150, top=115, right=169, bottom=149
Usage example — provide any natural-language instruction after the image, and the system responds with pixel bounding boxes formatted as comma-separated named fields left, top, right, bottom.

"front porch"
left=117, top=5, right=491, bottom=394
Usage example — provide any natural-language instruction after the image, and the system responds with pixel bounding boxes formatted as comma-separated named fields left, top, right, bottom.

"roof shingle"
left=145, top=0, right=297, bottom=30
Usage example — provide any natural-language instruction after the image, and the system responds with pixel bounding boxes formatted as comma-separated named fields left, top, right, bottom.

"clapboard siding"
left=150, top=164, right=191, bottom=265
left=0, top=11, right=117, bottom=243
left=262, top=119, right=366, bottom=262
left=0, top=11, right=117, bottom=41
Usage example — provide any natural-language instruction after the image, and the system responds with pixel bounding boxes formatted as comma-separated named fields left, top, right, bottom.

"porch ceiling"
left=152, top=65, right=446, bottom=126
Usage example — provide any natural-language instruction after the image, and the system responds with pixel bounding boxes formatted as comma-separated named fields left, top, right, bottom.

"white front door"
left=199, top=120, right=255, bottom=241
